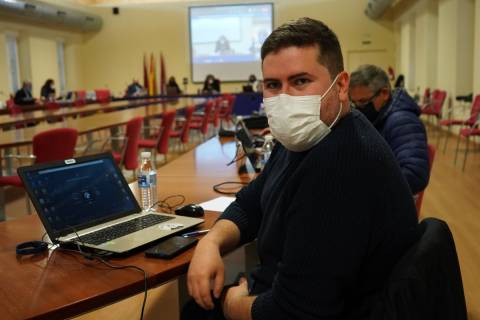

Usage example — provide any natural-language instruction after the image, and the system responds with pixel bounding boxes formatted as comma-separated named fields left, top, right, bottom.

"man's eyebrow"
left=264, top=72, right=313, bottom=83
left=263, top=77, right=279, bottom=83
left=287, top=72, right=311, bottom=81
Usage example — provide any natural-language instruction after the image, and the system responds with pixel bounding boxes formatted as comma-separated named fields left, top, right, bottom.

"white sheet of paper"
left=199, top=196, right=236, bottom=212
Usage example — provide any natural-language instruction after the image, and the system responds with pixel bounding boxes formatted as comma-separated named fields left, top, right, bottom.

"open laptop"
left=17, top=153, right=204, bottom=254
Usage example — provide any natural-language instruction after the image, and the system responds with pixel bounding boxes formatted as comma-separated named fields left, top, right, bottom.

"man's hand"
left=222, top=277, right=255, bottom=320
left=187, top=238, right=225, bottom=310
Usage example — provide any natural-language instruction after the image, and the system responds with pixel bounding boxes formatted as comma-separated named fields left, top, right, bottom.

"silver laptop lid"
left=18, top=153, right=142, bottom=243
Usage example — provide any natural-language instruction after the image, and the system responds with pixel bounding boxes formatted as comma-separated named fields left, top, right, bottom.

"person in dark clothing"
left=349, top=64, right=429, bottom=195
left=394, top=74, right=405, bottom=89
left=40, top=79, right=56, bottom=101
left=202, top=74, right=221, bottom=94
left=125, top=79, right=145, bottom=97
left=166, top=76, right=182, bottom=95
left=184, top=18, right=419, bottom=320
left=14, top=81, right=35, bottom=105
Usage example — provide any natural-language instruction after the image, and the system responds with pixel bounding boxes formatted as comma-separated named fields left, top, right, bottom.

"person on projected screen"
left=215, top=35, right=233, bottom=55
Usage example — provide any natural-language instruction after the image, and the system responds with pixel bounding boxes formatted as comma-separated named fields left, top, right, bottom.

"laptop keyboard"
left=77, top=214, right=174, bottom=245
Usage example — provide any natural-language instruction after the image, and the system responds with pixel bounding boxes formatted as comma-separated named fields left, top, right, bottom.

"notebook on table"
left=17, top=153, right=203, bottom=254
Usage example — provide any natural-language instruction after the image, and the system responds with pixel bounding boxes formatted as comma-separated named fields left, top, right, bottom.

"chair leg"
left=462, top=136, right=470, bottom=171
left=454, top=134, right=462, bottom=165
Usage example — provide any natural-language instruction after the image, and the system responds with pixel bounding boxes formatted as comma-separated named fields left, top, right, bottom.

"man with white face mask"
left=184, top=18, right=419, bottom=320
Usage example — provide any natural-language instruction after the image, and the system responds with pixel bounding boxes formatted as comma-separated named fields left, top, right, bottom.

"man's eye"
left=265, top=82, right=280, bottom=90
left=293, top=78, right=311, bottom=86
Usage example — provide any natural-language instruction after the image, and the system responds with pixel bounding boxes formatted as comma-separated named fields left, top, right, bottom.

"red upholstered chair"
left=6, top=99, right=22, bottom=115
left=6, top=99, right=27, bottom=129
left=45, top=101, right=64, bottom=122
left=439, top=95, right=480, bottom=152
left=0, top=128, right=78, bottom=214
left=421, top=89, right=447, bottom=125
left=170, top=106, right=194, bottom=150
left=111, top=117, right=143, bottom=175
left=73, top=90, right=87, bottom=107
left=454, top=124, right=480, bottom=171
left=94, top=89, right=111, bottom=104
left=415, top=144, right=436, bottom=216
left=219, top=94, right=236, bottom=125
left=190, top=100, right=214, bottom=141
left=138, top=110, right=176, bottom=164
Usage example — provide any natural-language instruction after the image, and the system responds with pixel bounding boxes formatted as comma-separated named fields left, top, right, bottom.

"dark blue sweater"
left=220, top=110, right=419, bottom=320
left=373, top=89, right=429, bottom=194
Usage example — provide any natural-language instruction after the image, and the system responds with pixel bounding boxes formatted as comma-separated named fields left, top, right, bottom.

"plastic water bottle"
left=261, top=134, right=274, bottom=166
left=138, top=151, right=157, bottom=211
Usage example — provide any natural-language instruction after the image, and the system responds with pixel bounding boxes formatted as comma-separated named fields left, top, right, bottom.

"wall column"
left=474, top=0, right=480, bottom=94
left=437, top=0, right=474, bottom=99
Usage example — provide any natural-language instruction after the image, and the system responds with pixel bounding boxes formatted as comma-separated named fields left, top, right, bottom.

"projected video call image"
left=189, top=4, right=273, bottom=82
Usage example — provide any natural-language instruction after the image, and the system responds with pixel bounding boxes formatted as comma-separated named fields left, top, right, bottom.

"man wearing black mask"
left=349, top=64, right=429, bottom=195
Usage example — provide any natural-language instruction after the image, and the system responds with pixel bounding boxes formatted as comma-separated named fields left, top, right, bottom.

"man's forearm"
left=203, top=219, right=241, bottom=254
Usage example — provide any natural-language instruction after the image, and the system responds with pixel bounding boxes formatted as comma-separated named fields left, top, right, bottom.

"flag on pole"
left=149, top=53, right=158, bottom=96
left=143, top=54, right=149, bottom=94
left=160, top=52, right=166, bottom=95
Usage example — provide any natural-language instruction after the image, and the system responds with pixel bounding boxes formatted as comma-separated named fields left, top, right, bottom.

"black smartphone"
left=144, top=236, right=198, bottom=259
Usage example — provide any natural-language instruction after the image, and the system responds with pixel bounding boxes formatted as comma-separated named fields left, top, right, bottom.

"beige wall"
left=77, top=0, right=395, bottom=94
left=0, top=34, right=9, bottom=101
left=1, top=0, right=396, bottom=97
left=395, top=0, right=476, bottom=99
left=0, top=4, right=86, bottom=99
left=29, top=37, right=60, bottom=97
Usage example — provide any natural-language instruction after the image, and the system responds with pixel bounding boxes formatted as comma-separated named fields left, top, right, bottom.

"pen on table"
left=182, top=229, right=210, bottom=238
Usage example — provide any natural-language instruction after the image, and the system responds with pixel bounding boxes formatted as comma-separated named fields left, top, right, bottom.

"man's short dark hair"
left=261, top=17, right=344, bottom=78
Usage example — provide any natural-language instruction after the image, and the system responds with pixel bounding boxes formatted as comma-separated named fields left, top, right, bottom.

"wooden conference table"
left=0, top=137, right=254, bottom=320
left=0, top=98, right=186, bottom=129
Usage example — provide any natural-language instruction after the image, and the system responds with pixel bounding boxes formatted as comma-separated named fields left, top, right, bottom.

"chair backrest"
left=415, top=144, right=436, bottom=215
left=212, top=98, right=222, bottom=127
left=6, top=98, right=22, bottom=115
left=123, top=117, right=143, bottom=170
left=181, top=106, right=195, bottom=143
left=372, top=218, right=467, bottom=319
left=45, top=101, right=61, bottom=111
left=74, top=90, right=87, bottom=106
left=467, top=94, right=480, bottom=125
left=94, top=89, right=111, bottom=104
left=156, top=110, right=176, bottom=155
left=32, top=128, right=78, bottom=163
left=200, top=100, right=214, bottom=135
left=431, top=90, right=447, bottom=114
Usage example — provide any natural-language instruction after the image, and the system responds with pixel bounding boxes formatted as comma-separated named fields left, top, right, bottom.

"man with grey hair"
left=349, top=64, right=429, bottom=195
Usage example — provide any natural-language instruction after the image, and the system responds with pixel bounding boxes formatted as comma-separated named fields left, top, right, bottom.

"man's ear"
left=336, top=71, right=350, bottom=102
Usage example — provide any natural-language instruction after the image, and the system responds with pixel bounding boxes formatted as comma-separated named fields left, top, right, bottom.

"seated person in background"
left=349, top=64, right=429, bottom=195
left=184, top=17, right=419, bottom=320
left=394, top=74, right=405, bottom=89
left=243, top=74, right=259, bottom=93
left=125, top=79, right=145, bottom=97
left=40, top=79, right=56, bottom=101
left=14, top=81, right=35, bottom=105
left=202, top=74, right=220, bottom=94
left=166, top=76, right=182, bottom=95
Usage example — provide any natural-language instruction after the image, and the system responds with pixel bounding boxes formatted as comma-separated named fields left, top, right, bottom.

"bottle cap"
left=141, top=151, right=151, bottom=158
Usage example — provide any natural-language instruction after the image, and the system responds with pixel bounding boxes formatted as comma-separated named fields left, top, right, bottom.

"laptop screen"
left=19, top=154, right=140, bottom=240
left=236, top=120, right=260, bottom=172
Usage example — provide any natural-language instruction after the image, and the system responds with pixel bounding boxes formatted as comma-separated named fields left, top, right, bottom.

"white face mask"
left=263, top=75, right=342, bottom=152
